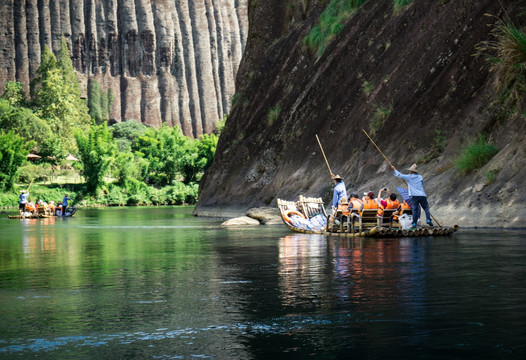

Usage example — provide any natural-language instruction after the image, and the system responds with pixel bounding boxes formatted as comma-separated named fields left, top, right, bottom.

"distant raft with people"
left=277, top=196, right=458, bottom=237
left=8, top=206, right=78, bottom=219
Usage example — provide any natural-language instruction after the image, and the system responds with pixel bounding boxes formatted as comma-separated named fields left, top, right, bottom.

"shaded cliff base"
left=194, top=203, right=524, bottom=229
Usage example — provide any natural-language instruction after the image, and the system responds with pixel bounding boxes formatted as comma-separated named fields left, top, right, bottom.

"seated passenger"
left=48, top=201, right=56, bottom=215
left=347, top=193, right=362, bottom=212
left=26, top=201, right=36, bottom=214
left=394, top=200, right=412, bottom=219
left=377, top=188, right=400, bottom=217
left=360, top=191, right=378, bottom=215
left=337, top=197, right=350, bottom=215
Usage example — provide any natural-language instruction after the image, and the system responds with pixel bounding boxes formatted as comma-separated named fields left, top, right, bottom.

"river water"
left=0, top=206, right=525, bottom=359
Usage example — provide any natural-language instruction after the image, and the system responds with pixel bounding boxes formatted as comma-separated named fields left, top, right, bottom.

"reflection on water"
left=1, top=207, right=526, bottom=359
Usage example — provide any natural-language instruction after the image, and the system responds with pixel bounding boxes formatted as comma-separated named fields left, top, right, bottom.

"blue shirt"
left=394, top=170, right=426, bottom=197
left=19, top=193, right=28, bottom=204
left=62, top=196, right=71, bottom=207
left=332, top=181, right=348, bottom=208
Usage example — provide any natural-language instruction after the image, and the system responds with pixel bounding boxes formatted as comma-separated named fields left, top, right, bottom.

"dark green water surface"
left=1, top=206, right=526, bottom=359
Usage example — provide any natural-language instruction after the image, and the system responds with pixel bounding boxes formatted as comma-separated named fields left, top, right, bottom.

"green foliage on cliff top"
left=303, top=0, right=367, bottom=57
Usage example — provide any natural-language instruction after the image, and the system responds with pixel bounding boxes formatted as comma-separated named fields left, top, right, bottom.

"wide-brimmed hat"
left=406, top=163, right=418, bottom=173
left=333, top=174, right=343, bottom=180
left=20, top=190, right=26, bottom=193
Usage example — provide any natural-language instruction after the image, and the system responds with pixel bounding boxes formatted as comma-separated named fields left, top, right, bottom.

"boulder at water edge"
left=246, top=207, right=282, bottom=225
left=221, top=216, right=261, bottom=226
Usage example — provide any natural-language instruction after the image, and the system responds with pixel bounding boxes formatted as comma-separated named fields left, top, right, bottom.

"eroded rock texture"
left=0, top=0, right=248, bottom=137
left=195, top=0, right=526, bottom=227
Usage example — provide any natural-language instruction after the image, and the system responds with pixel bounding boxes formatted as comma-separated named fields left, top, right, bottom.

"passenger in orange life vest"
left=393, top=200, right=411, bottom=219
left=346, top=193, right=362, bottom=212
left=336, top=197, right=350, bottom=216
left=360, top=191, right=378, bottom=215
left=377, top=188, right=400, bottom=216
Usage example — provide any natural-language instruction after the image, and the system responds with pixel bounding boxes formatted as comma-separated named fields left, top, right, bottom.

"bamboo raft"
left=8, top=207, right=78, bottom=219
left=8, top=214, right=53, bottom=219
left=277, top=196, right=458, bottom=238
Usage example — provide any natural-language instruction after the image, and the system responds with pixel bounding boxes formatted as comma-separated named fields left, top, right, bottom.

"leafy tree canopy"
left=0, top=130, right=35, bottom=191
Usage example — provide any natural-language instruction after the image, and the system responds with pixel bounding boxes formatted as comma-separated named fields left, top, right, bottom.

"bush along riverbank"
left=0, top=181, right=198, bottom=209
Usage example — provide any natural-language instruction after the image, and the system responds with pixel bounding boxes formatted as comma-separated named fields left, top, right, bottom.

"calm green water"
left=1, top=206, right=526, bottom=359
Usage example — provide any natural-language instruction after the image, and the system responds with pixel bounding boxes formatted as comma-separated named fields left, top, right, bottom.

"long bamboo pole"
left=362, top=129, right=442, bottom=228
left=315, top=134, right=333, bottom=176
left=26, top=179, right=34, bottom=192
left=362, top=129, right=394, bottom=168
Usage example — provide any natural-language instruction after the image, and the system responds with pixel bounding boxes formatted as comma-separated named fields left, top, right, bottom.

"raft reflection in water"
left=278, top=234, right=425, bottom=311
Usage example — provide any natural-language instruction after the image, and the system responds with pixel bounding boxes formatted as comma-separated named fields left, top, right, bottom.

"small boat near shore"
left=8, top=207, right=78, bottom=219
left=277, top=196, right=458, bottom=238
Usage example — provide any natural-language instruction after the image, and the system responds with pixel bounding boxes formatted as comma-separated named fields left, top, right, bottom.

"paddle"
left=362, top=129, right=442, bottom=228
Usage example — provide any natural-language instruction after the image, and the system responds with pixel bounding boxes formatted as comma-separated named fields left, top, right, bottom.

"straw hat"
left=407, top=163, right=418, bottom=173
left=333, top=174, right=343, bottom=180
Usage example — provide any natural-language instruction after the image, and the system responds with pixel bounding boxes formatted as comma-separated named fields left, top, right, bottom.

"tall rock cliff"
left=0, top=0, right=248, bottom=137
left=195, top=0, right=526, bottom=227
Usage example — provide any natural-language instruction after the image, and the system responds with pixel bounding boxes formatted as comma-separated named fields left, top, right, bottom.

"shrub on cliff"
left=477, top=19, right=526, bottom=111
left=303, top=0, right=367, bottom=57
left=455, top=135, right=498, bottom=175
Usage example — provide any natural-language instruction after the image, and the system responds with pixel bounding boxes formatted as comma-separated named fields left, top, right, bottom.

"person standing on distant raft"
left=391, top=164, right=433, bottom=228
left=19, top=190, right=29, bottom=214
left=331, top=173, right=347, bottom=212
left=62, top=194, right=72, bottom=209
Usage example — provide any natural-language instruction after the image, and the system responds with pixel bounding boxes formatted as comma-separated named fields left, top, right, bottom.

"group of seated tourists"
left=333, top=187, right=412, bottom=220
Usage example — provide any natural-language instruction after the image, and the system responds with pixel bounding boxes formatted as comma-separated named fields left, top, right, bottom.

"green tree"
left=31, top=39, right=91, bottom=154
left=132, top=125, right=189, bottom=185
left=2, top=81, right=27, bottom=107
left=75, top=123, right=117, bottom=194
left=110, top=119, right=149, bottom=151
left=179, top=133, right=218, bottom=184
left=0, top=98, right=52, bottom=148
left=0, top=130, right=35, bottom=191
left=88, top=80, right=114, bottom=125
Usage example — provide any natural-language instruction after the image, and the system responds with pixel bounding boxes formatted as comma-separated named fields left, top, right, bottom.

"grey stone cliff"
left=0, top=0, right=248, bottom=137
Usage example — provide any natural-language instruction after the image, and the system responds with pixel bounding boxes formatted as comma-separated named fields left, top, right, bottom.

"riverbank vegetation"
left=0, top=37, right=219, bottom=208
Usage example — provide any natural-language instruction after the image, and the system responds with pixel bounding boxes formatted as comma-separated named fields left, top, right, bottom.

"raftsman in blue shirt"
left=393, top=170, right=426, bottom=197
left=332, top=181, right=348, bottom=208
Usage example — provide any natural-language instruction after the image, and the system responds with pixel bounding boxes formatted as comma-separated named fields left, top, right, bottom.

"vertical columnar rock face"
left=0, top=0, right=248, bottom=137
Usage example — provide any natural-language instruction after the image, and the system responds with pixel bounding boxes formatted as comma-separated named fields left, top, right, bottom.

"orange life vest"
left=362, top=199, right=378, bottom=210
left=348, top=199, right=362, bottom=210
left=400, top=201, right=411, bottom=214
left=336, top=203, right=350, bottom=216
left=378, top=199, right=400, bottom=216
left=360, top=199, right=378, bottom=216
